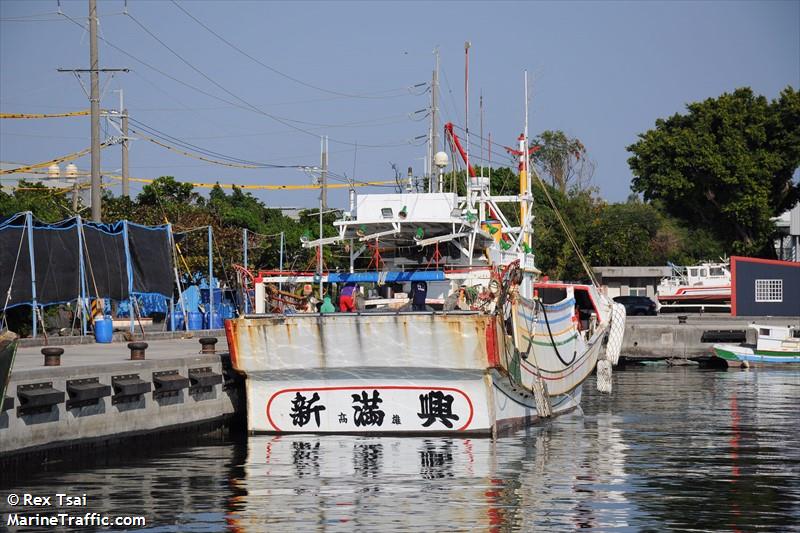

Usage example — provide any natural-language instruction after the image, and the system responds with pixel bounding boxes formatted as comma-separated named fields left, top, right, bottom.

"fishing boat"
left=656, top=261, right=731, bottom=311
left=225, top=74, right=626, bottom=436
left=1, top=330, right=18, bottom=406
left=712, top=324, right=800, bottom=366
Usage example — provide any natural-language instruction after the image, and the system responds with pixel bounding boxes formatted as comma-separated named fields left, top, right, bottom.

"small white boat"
left=657, top=261, right=731, bottom=310
left=713, top=324, right=800, bottom=366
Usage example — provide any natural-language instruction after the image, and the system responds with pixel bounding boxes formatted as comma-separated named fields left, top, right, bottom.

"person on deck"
left=410, top=281, right=428, bottom=311
left=339, top=283, right=358, bottom=312
left=320, top=295, right=335, bottom=313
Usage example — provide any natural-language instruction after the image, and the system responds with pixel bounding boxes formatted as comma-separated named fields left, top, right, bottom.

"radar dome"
left=433, top=151, right=449, bottom=169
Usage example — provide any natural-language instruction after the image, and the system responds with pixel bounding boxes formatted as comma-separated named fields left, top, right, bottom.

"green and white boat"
left=713, top=324, right=800, bottom=366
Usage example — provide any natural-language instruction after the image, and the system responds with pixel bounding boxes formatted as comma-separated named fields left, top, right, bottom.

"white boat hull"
left=227, top=309, right=596, bottom=436
left=242, top=367, right=581, bottom=435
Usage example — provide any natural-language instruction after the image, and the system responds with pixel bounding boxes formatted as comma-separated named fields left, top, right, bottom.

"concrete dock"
left=1, top=331, right=241, bottom=464
left=621, top=314, right=798, bottom=360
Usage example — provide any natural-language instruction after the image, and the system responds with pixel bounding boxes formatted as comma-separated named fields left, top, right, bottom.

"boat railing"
left=242, top=310, right=482, bottom=319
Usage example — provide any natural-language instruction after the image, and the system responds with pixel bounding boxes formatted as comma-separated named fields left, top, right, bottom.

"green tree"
left=0, top=181, right=73, bottom=222
left=136, top=176, right=201, bottom=219
left=627, top=87, right=800, bottom=256
left=531, top=130, right=594, bottom=194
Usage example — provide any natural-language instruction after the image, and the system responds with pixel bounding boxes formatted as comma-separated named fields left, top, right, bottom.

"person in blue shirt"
left=411, top=281, right=427, bottom=311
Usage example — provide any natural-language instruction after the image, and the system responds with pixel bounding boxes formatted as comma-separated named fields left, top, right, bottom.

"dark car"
left=613, top=295, right=658, bottom=316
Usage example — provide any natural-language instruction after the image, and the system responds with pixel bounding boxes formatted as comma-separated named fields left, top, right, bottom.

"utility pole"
left=430, top=49, right=440, bottom=192
left=114, top=89, right=130, bottom=198
left=122, top=107, right=129, bottom=199
left=89, top=0, right=101, bottom=221
left=59, top=2, right=127, bottom=217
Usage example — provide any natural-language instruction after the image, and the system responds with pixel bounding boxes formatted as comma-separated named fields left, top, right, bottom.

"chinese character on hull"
left=418, top=391, right=459, bottom=428
left=352, top=389, right=385, bottom=427
left=289, top=392, right=326, bottom=427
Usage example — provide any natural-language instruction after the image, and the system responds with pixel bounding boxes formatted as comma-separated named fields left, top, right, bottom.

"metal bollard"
left=42, top=347, right=64, bottom=367
left=128, top=342, right=148, bottom=360
left=199, top=337, right=218, bottom=354
left=677, top=315, right=688, bottom=324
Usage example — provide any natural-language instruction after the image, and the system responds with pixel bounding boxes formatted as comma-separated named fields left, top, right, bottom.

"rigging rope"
left=531, top=168, right=600, bottom=287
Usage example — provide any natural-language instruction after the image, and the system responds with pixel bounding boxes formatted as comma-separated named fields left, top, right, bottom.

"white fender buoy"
left=605, top=303, right=626, bottom=366
left=596, top=359, right=613, bottom=393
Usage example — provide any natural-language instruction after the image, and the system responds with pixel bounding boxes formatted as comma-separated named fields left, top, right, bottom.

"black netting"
left=82, top=224, right=129, bottom=301
left=128, top=224, right=173, bottom=297
left=0, top=221, right=32, bottom=307
left=1, top=215, right=175, bottom=307
left=32, top=224, right=81, bottom=304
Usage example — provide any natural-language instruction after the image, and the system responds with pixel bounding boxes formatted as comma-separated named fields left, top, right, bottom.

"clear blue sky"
left=1, top=0, right=798, bottom=208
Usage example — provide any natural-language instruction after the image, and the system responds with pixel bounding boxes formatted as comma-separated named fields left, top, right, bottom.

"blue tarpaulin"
left=327, top=271, right=445, bottom=283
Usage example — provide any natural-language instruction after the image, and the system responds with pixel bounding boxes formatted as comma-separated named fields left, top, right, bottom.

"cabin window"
left=792, top=330, right=800, bottom=339
left=755, top=279, right=782, bottom=303
left=759, top=328, right=771, bottom=336
left=629, top=287, right=647, bottom=296
left=689, top=268, right=698, bottom=277
left=381, top=208, right=394, bottom=219
left=709, top=267, right=724, bottom=276
left=699, top=268, right=707, bottom=277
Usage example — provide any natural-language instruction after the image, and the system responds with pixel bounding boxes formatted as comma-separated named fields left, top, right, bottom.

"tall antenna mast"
left=524, top=70, right=532, bottom=249
left=479, top=91, right=484, bottom=179
left=464, top=41, right=471, bottom=208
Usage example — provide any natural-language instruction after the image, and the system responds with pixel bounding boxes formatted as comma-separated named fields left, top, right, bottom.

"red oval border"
left=266, top=385, right=475, bottom=432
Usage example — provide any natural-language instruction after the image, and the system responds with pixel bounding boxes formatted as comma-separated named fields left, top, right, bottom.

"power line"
left=123, top=11, right=421, bottom=148
left=127, top=117, right=313, bottom=168
left=59, top=10, right=423, bottom=149
left=170, top=0, right=426, bottom=100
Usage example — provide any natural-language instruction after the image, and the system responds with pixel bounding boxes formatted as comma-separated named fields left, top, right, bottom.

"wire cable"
left=59, top=10, right=423, bottom=149
left=170, top=0, right=424, bottom=100
left=124, top=12, right=419, bottom=148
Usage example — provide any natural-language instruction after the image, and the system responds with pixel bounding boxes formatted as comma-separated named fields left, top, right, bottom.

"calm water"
left=2, top=366, right=800, bottom=532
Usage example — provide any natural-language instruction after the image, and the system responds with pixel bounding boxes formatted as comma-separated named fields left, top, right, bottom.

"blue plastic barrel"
left=187, top=311, right=204, bottom=330
left=204, top=311, right=224, bottom=329
left=169, top=310, right=185, bottom=331
left=94, top=317, right=113, bottom=343
left=200, top=288, right=223, bottom=306
left=219, top=302, right=236, bottom=320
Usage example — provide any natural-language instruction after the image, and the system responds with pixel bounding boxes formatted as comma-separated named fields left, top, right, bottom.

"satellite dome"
left=433, top=151, right=449, bottom=169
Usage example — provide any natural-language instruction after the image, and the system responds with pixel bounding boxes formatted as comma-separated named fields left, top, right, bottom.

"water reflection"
left=1, top=367, right=799, bottom=531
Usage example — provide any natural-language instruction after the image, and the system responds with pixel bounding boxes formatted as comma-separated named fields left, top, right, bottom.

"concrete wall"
left=593, top=266, right=672, bottom=299
left=619, top=316, right=792, bottom=359
left=1, top=354, right=239, bottom=458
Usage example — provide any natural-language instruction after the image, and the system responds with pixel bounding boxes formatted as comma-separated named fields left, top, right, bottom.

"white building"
left=773, top=202, right=800, bottom=262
